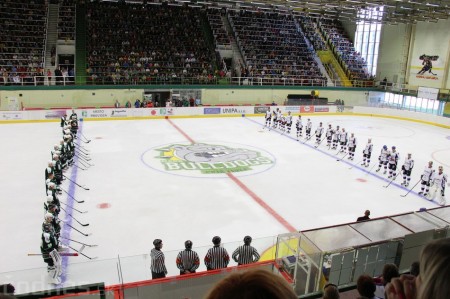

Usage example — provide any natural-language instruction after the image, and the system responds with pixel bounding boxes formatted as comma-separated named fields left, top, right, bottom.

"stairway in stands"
left=44, top=4, right=59, bottom=85
left=222, top=14, right=245, bottom=77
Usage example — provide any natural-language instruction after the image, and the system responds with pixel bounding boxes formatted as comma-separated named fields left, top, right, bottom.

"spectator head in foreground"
left=357, top=274, right=376, bottom=298
left=382, top=263, right=399, bottom=286
left=322, top=283, right=340, bottom=299
left=205, top=269, right=297, bottom=299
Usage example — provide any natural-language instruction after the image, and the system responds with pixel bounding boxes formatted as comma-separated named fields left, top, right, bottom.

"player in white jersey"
left=277, top=110, right=282, bottom=130
left=305, top=119, right=312, bottom=139
left=325, top=124, right=334, bottom=148
left=285, top=111, right=293, bottom=134
left=315, top=122, right=324, bottom=144
left=347, top=133, right=357, bottom=160
left=401, top=153, right=414, bottom=187
left=339, top=128, right=348, bottom=153
left=428, top=166, right=449, bottom=205
left=264, top=109, right=271, bottom=127
left=376, top=145, right=389, bottom=174
left=387, top=146, right=400, bottom=179
left=419, top=161, right=435, bottom=197
left=280, top=115, right=286, bottom=133
left=332, top=125, right=340, bottom=149
left=361, top=138, right=373, bottom=167
left=272, top=109, right=279, bottom=129
left=296, top=116, right=303, bottom=140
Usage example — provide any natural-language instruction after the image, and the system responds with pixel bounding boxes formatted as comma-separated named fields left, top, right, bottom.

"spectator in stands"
left=205, top=269, right=297, bottom=299
left=322, top=283, right=340, bottom=299
left=125, top=100, right=131, bottom=108
left=54, top=67, right=63, bottom=85
left=375, top=263, right=399, bottom=298
left=385, top=238, right=450, bottom=299
left=0, top=283, right=15, bottom=294
left=357, top=210, right=371, bottom=222
left=114, top=100, right=120, bottom=108
left=410, top=261, right=420, bottom=277
left=47, top=69, right=52, bottom=85
left=357, top=275, right=380, bottom=299
left=134, top=99, right=141, bottom=108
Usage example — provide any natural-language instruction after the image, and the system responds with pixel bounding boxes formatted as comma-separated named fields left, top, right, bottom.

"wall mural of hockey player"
left=417, top=54, right=439, bottom=76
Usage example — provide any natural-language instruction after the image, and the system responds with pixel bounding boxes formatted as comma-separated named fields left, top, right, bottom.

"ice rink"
left=0, top=114, right=449, bottom=292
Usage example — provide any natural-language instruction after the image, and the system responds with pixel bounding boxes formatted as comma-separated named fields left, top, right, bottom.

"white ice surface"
left=0, top=115, right=449, bottom=292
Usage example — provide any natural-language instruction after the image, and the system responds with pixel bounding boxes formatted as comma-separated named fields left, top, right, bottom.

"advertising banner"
left=204, top=107, right=221, bottom=115
left=300, top=106, right=314, bottom=113
left=314, top=106, right=330, bottom=112
left=254, top=106, right=270, bottom=114
left=44, top=110, right=66, bottom=119
left=0, top=111, right=23, bottom=120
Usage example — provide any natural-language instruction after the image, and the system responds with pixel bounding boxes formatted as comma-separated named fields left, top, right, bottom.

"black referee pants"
left=151, top=271, right=166, bottom=279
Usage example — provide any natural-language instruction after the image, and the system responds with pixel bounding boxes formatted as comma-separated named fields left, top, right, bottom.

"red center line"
left=166, top=118, right=297, bottom=233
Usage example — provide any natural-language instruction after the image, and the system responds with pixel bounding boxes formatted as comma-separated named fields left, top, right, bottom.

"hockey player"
left=264, top=108, right=271, bottom=127
left=70, top=109, right=77, bottom=121
left=285, top=111, right=293, bottom=134
left=332, top=125, right=340, bottom=149
left=70, top=118, right=78, bottom=138
left=388, top=146, right=400, bottom=179
left=376, top=145, right=390, bottom=174
left=204, top=236, right=229, bottom=270
left=339, top=128, right=348, bottom=153
left=44, top=195, right=60, bottom=213
left=272, top=108, right=279, bottom=129
left=60, top=114, right=68, bottom=128
left=428, top=166, right=449, bottom=205
left=279, top=114, right=286, bottom=133
left=305, top=118, right=312, bottom=140
left=315, top=122, right=324, bottom=144
left=295, top=116, right=303, bottom=140
left=232, top=236, right=260, bottom=265
left=41, top=224, right=62, bottom=284
left=176, top=240, right=200, bottom=275
left=276, top=109, right=282, bottom=130
left=44, top=209, right=61, bottom=239
left=419, top=161, right=435, bottom=197
left=361, top=138, right=373, bottom=167
left=401, top=153, right=414, bottom=187
left=325, top=124, right=334, bottom=148
left=347, top=133, right=357, bottom=160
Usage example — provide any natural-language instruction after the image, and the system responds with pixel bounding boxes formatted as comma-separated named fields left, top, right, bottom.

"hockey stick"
left=77, top=158, right=93, bottom=169
left=348, top=158, right=365, bottom=170
left=76, top=146, right=90, bottom=154
left=65, top=223, right=91, bottom=237
left=336, top=152, right=349, bottom=161
left=62, top=188, right=85, bottom=203
left=67, top=245, right=97, bottom=260
left=61, top=237, right=98, bottom=247
left=63, top=175, right=90, bottom=190
left=383, top=172, right=402, bottom=188
left=73, top=164, right=86, bottom=171
left=315, top=136, right=327, bottom=148
left=67, top=213, right=89, bottom=227
left=28, top=253, right=78, bottom=256
left=75, top=151, right=91, bottom=160
left=400, top=179, right=422, bottom=197
left=365, top=163, right=377, bottom=176
left=302, top=136, right=311, bottom=144
left=60, top=201, right=88, bottom=213
left=80, top=133, right=91, bottom=142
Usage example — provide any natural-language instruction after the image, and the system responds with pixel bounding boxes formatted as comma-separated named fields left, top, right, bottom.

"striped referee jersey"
left=204, top=246, right=229, bottom=270
left=232, top=245, right=260, bottom=265
left=176, top=249, right=200, bottom=272
left=150, top=248, right=167, bottom=274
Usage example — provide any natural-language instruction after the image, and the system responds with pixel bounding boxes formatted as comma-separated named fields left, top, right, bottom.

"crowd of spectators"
left=0, top=0, right=47, bottom=85
left=58, top=0, right=75, bottom=41
left=318, top=19, right=373, bottom=82
left=85, top=2, right=217, bottom=85
left=206, top=8, right=231, bottom=49
left=229, top=11, right=326, bottom=86
left=298, top=16, right=327, bottom=51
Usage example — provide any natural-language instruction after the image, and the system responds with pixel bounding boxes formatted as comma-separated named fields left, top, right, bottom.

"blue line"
left=244, top=116, right=440, bottom=206
left=59, top=122, right=82, bottom=284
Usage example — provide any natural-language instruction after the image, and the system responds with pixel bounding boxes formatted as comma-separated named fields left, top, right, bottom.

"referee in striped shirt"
left=150, top=239, right=167, bottom=279
left=232, top=236, right=260, bottom=265
left=204, top=236, right=230, bottom=270
left=176, top=240, right=200, bottom=275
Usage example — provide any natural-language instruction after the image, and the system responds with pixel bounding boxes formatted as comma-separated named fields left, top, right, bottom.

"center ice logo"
left=141, top=142, right=275, bottom=178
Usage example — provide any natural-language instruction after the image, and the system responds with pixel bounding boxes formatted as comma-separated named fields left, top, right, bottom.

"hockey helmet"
left=54, top=144, right=59, bottom=149
left=185, top=240, right=193, bottom=249
left=43, top=223, right=52, bottom=232
left=48, top=182, right=56, bottom=189
left=46, top=195, right=54, bottom=203
left=212, top=236, right=221, bottom=245
left=383, top=145, right=387, bottom=150
left=153, top=239, right=162, bottom=247
left=392, top=146, right=396, bottom=150
left=244, top=235, right=252, bottom=245
left=52, top=154, right=59, bottom=159
left=51, top=161, right=57, bottom=166
left=48, top=160, right=53, bottom=165
left=45, top=212, right=54, bottom=221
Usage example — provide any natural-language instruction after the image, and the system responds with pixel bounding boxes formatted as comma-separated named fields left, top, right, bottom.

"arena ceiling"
left=124, top=0, right=450, bottom=24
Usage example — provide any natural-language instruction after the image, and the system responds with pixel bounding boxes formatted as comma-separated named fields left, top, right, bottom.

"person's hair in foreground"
left=385, top=237, right=450, bottom=299
left=205, top=268, right=297, bottom=299
left=322, top=283, right=340, bottom=299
